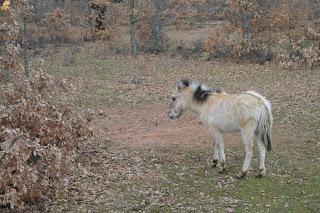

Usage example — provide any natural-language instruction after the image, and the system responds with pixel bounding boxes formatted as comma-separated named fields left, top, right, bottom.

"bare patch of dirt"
left=92, top=104, right=241, bottom=149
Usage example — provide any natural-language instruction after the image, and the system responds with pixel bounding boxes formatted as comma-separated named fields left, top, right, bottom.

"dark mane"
left=193, top=84, right=212, bottom=103
left=178, top=79, right=222, bottom=104
left=181, top=79, right=190, bottom=87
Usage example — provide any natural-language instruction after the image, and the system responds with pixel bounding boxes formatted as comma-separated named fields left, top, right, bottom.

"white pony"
left=168, top=80, right=273, bottom=178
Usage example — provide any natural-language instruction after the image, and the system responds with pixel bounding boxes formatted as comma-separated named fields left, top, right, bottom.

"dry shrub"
left=28, top=24, right=51, bottom=47
left=0, top=71, right=92, bottom=210
left=174, top=1, right=200, bottom=30
left=203, top=1, right=318, bottom=66
left=204, top=31, right=233, bottom=59
left=96, top=28, right=116, bottom=41
left=136, top=19, right=153, bottom=51
left=46, top=9, right=71, bottom=43
left=175, top=16, right=194, bottom=30
left=90, top=1, right=125, bottom=42
left=0, top=20, right=22, bottom=82
left=204, top=28, right=248, bottom=60
left=298, top=19, right=320, bottom=68
left=173, top=39, right=204, bottom=60
left=136, top=18, right=168, bottom=53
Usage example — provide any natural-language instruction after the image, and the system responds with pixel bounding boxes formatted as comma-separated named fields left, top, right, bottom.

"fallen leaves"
left=0, top=71, right=91, bottom=210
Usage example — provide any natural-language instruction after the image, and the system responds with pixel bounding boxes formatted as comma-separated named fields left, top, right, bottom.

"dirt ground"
left=92, top=104, right=270, bottom=157
left=94, top=104, right=222, bottom=147
left=92, top=102, right=300, bottom=149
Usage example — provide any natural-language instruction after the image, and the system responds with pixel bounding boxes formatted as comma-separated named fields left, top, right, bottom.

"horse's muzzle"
left=168, top=111, right=174, bottom=119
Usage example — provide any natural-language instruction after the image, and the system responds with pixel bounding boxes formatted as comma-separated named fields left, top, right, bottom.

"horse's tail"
left=246, top=91, right=273, bottom=151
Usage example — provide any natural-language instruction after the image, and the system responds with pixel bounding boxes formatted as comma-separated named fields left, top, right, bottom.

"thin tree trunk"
left=86, top=0, right=95, bottom=41
left=56, top=0, right=64, bottom=9
left=70, top=0, right=75, bottom=25
left=22, top=16, right=29, bottom=79
left=241, top=0, right=251, bottom=50
left=286, top=0, right=294, bottom=60
left=128, top=0, right=138, bottom=55
left=241, top=0, right=249, bottom=38
left=153, top=0, right=163, bottom=52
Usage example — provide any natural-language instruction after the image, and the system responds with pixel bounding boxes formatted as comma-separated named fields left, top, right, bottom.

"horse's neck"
left=188, top=102, right=205, bottom=118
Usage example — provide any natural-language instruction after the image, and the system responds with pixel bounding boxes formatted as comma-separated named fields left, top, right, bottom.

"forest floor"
left=33, top=51, right=320, bottom=212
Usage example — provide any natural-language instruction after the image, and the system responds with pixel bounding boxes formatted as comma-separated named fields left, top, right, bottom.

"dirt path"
left=92, top=104, right=241, bottom=149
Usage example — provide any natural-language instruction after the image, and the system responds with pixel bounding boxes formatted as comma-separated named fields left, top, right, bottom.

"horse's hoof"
left=255, top=174, right=263, bottom=178
left=218, top=168, right=226, bottom=174
left=255, top=170, right=265, bottom=178
left=235, top=172, right=247, bottom=179
left=212, top=159, right=218, bottom=168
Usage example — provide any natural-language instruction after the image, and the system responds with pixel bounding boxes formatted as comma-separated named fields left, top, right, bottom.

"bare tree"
left=20, top=1, right=35, bottom=79
left=152, top=0, right=163, bottom=52
left=86, top=0, right=95, bottom=40
left=22, top=15, right=29, bottom=79
left=55, top=0, right=64, bottom=8
left=128, top=0, right=138, bottom=55
left=241, top=0, right=250, bottom=40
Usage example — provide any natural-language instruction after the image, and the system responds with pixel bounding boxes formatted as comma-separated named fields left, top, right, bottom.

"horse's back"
left=206, top=92, right=267, bottom=132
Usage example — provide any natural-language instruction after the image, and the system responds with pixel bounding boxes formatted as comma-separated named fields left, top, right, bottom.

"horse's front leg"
left=216, top=134, right=226, bottom=173
left=209, top=128, right=226, bottom=173
left=212, top=142, right=220, bottom=167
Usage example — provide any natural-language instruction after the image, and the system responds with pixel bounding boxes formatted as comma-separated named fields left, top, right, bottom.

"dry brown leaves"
left=0, top=71, right=92, bottom=210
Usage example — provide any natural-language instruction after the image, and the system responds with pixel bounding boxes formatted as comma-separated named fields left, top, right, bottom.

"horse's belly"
left=209, top=114, right=239, bottom=133
left=205, top=99, right=241, bottom=133
left=216, top=117, right=239, bottom=132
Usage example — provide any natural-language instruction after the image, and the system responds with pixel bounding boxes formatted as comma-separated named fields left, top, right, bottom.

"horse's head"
left=168, top=79, right=220, bottom=119
left=167, top=79, right=195, bottom=119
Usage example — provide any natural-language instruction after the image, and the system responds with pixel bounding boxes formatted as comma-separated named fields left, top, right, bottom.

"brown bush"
left=0, top=20, right=22, bottom=81
left=0, top=71, right=92, bottom=210
left=136, top=18, right=168, bottom=53
left=203, top=1, right=319, bottom=66
left=46, top=9, right=71, bottom=43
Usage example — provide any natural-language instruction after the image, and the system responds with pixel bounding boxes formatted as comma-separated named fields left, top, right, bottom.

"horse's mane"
left=179, top=79, right=222, bottom=103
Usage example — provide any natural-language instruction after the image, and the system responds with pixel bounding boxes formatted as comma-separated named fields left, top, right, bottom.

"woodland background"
left=0, top=0, right=319, bottom=211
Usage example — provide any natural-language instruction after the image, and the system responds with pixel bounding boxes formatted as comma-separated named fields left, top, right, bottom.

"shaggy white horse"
left=168, top=80, right=273, bottom=178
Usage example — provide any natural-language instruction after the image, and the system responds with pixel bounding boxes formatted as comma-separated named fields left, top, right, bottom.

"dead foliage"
left=0, top=71, right=92, bottom=210
left=204, top=0, right=320, bottom=66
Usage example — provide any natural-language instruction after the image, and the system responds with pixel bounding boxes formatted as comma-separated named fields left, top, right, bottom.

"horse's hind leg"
left=256, top=137, right=266, bottom=177
left=237, top=124, right=255, bottom=178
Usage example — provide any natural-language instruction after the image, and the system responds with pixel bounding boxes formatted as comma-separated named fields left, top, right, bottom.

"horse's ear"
left=175, top=79, right=189, bottom=90
left=175, top=80, right=184, bottom=90
left=215, top=88, right=222, bottom=93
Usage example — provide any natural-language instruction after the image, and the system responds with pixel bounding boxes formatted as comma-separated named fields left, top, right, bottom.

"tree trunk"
left=128, top=0, right=138, bottom=55
left=86, top=0, right=95, bottom=40
left=241, top=0, right=250, bottom=39
left=153, top=0, right=163, bottom=52
left=70, top=0, right=75, bottom=25
left=240, top=0, right=251, bottom=51
left=22, top=16, right=29, bottom=79
left=56, top=0, right=64, bottom=9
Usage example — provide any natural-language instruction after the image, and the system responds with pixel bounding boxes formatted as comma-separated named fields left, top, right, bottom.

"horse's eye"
left=172, top=97, right=176, bottom=101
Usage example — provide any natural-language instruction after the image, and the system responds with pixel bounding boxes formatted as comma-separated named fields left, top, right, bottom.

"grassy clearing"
left=136, top=143, right=320, bottom=212
left=66, top=141, right=319, bottom=212
left=32, top=47, right=320, bottom=212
